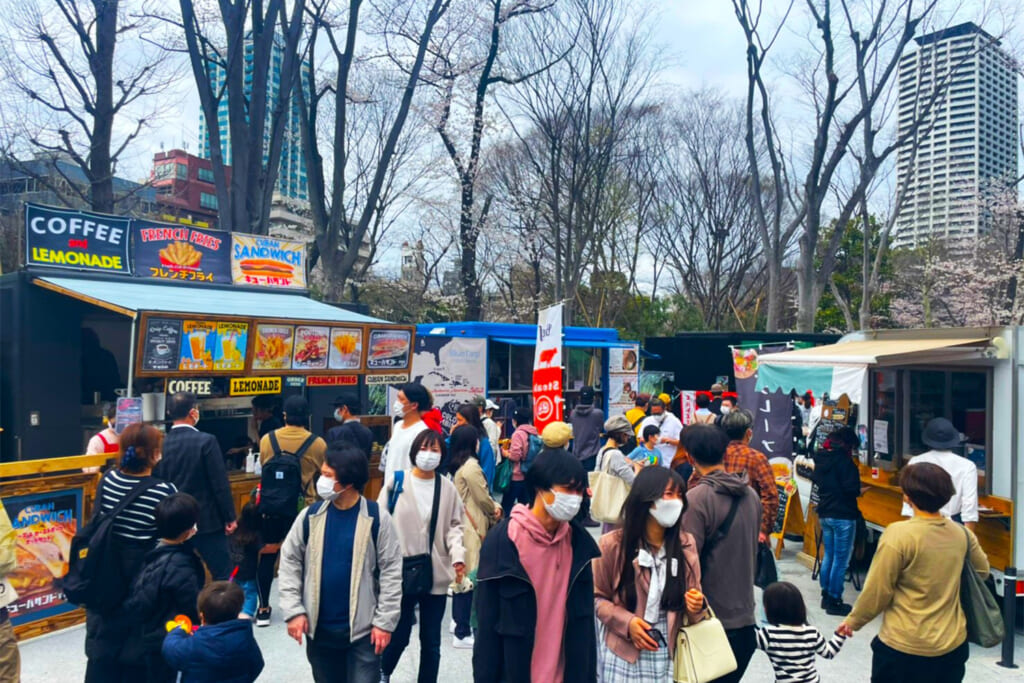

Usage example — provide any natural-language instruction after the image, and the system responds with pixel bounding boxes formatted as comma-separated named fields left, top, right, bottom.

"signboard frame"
left=24, top=203, right=133, bottom=276
left=136, top=312, right=415, bottom=379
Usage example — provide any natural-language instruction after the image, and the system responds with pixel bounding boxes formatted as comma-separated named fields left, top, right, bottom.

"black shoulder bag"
left=399, top=476, right=442, bottom=597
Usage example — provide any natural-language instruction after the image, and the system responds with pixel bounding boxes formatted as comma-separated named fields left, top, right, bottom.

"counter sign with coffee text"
left=25, top=204, right=132, bottom=275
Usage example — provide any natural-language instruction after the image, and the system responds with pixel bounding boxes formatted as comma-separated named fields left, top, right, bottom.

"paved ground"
left=18, top=537, right=1024, bottom=682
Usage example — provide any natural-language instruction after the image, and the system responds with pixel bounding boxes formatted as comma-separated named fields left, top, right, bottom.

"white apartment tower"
left=893, top=23, right=1017, bottom=250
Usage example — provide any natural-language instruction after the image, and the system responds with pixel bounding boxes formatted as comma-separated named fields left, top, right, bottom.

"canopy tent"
left=755, top=336, right=994, bottom=404
left=33, top=276, right=384, bottom=324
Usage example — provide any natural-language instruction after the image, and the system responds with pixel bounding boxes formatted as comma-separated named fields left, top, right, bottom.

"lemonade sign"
left=214, top=322, right=248, bottom=371
left=179, top=321, right=216, bottom=371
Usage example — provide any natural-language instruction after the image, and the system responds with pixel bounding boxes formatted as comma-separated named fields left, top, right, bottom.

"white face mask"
left=650, top=498, right=684, bottom=528
left=392, top=400, right=406, bottom=416
left=317, top=475, right=340, bottom=501
left=334, top=408, right=345, bottom=423
left=416, top=450, right=441, bottom=472
left=720, top=406, right=732, bottom=415
left=544, top=490, right=583, bottom=522
left=192, top=409, right=201, bottom=426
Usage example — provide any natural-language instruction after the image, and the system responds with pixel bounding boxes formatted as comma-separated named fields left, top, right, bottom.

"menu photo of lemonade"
left=214, top=322, right=248, bottom=371
left=329, top=328, right=363, bottom=370
left=179, top=321, right=216, bottom=371
left=254, top=324, right=295, bottom=370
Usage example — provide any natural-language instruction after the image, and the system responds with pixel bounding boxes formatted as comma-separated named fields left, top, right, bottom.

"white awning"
left=757, top=337, right=992, bottom=367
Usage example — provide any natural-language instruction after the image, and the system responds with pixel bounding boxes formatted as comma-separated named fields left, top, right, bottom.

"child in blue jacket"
left=162, top=581, right=264, bottom=683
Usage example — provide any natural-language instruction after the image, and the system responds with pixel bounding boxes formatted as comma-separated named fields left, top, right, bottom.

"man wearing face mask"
left=155, top=392, right=237, bottom=580
left=326, top=393, right=374, bottom=457
left=382, top=382, right=432, bottom=476
left=279, top=447, right=403, bottom=683
left=638, top=398, right=683, bottom=470
left=474, top=448, right=601, bottom=683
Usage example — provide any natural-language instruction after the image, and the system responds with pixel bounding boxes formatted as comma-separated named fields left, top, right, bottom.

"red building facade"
left=151, top=149, right=230, bottom=228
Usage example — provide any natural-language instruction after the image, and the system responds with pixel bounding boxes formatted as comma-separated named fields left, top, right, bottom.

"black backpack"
left=63, top=474, right=156, bottom=613
left=260, top=431, right=315, bottom=518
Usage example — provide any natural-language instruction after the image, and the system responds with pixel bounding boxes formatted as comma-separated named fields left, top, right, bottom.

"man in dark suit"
left=155, top=392, right=237, bottom=579
left=325, top=393, right=374, bottom=457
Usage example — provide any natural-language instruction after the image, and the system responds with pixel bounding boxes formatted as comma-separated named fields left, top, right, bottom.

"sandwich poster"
left=6, top=489, right=82, bottom=627
left=231, top=233, right=307, bottom=289
left=133, top=220, right=231, bottom=283
left=367, top=329, right=412, bottom=370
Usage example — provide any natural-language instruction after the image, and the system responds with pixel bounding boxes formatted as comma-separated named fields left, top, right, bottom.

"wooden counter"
left=801, top=464, right=1013, bottom=571
left=228, top=470, right=260, bottom=514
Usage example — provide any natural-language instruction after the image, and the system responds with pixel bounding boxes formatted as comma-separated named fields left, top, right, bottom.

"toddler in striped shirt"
left=756, top=582, right=847, bottom=683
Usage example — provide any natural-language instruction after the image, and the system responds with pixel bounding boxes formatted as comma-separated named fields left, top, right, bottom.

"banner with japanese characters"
left=231, top=233, right=307, bottom=288
left=532, top=304, right=564, bottom=431
left=133, top=220, right=231, bottom=283
left=607, top=344, right=640, bottom=417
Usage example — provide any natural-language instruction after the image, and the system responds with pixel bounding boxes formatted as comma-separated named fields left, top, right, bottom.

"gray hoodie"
left=682, top=470, right=761, bottom=630
left=570, top=404, right=605, bottom=462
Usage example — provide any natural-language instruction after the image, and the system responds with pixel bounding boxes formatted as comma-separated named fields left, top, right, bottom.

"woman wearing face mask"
left=450, top=426, right=502, bottom=649
left=382, top=383, right=431, bottom=476
left=378, top=430, right=466, bottom=683
left=593, top=467, right=706, bottom=682
left=596, top=416, right=645, bottom=533
left=473, top=448, right=601, bottom=683
left=84, top=423, right=178, bottom=682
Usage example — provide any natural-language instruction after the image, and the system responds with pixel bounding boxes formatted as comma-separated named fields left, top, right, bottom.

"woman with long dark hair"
left=593, top=466, right=706, bottom=682
left=450, top=425, right=501, bottom=648
left=455, top=403, right=497, bottom=489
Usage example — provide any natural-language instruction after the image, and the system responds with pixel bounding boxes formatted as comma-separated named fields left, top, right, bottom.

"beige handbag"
left=587, top=448, right=630, bottom=523
left=673, top=606, right=737, bottom=683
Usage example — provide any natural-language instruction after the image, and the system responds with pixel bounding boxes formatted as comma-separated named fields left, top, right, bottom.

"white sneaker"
left=449, top=620, right=457, bottom=635
left=453, top=634, right=475, bottom=649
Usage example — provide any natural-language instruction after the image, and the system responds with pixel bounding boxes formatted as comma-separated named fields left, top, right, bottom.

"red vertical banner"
left=532, top=304, right=564, bottom=432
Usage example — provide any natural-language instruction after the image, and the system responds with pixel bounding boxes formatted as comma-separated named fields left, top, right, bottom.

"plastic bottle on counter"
left=245, top=449, right=255, bottom=474
left=253, top=456, right=262, bottom=477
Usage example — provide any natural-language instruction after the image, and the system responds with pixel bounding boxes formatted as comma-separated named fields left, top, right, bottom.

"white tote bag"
left=673, top=606, right=738, bottom=683
left=588, top=447, right=630, bottom=524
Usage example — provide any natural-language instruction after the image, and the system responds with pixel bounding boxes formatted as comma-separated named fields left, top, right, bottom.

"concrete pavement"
left=18, top=541, right=1024, bottom=682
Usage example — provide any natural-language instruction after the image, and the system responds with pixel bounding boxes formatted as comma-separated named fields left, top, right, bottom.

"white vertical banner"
left=532, top=304, right=564, bottom=431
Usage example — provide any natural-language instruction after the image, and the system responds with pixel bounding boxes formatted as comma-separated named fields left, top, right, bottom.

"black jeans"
left=871, top=636, right=968, bottom=683
left=452, top=591, right=473, bottom=639
left=191, top=530, right=232, bottom=580
left=307, top=629, right=379, bottom=683
left=257, top=514, right=296, bottom=609
left=710, top=625, right=756, bottom=683
left=501, top=480, right=531, bottom=509
left=381, top=593, right=447, bottom=682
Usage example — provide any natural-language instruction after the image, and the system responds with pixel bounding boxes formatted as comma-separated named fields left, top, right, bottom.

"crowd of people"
left=3, top=380, right=990, bottom=683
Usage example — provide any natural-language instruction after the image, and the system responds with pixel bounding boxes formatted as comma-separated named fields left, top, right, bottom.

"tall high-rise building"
left=199, top=33, right=310, bottom=203
left=893, top=22, right=1017, bottom=250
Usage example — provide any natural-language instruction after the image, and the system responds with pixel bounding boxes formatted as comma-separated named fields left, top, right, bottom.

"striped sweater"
left=98, top=470, right=177, bottom=541
left=755, top=624, right=847, bottom=683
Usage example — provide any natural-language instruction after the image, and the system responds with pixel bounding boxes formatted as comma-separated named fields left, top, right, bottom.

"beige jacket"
left=453, top=459, right=498, bottom=573
left=277, top=497, right=403, bottom=640
left=378, top=471, right=466, bottom=595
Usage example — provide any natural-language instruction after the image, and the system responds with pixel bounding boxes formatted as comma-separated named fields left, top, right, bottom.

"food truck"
left=0, top=204, right=412, bottom=637
left=756, top=327, right=1021, bottom=655
left=411, top=322, right=644, bottom=431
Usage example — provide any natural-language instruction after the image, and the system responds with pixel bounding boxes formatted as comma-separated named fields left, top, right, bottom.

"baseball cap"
left=541, top=421, right=573, bottom=448
left=485, top=399, right=500, bottom=411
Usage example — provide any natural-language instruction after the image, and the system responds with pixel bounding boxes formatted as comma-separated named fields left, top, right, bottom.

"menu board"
left=366, top=329, right=412, bottom=370
left=231, top=233, right=307, bottom=289
left=7, top=489, right=83, bottom=627
left=25, top=203, right=132, bottom=275
left=214, top=321, right=248, bottom=371
left=141, top=318, right=182, bottom=372
left=329, top=328, right=363, bottom=370
left=253, top=324, right=295, bottom=370
left=292, top=325, right=330, bottom=370
left=179, top=320, right=216, bottom=371
left=134, top=221, right=231, bottom=283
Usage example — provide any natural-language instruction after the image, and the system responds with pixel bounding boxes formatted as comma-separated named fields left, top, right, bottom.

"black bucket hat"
left=921, top=417, right=964, bottom=450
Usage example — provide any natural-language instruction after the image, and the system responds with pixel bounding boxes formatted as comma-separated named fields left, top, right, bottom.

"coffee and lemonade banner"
left=25, top=203, right=132, bottom=275
left=24, top=204, right=308, bottom=290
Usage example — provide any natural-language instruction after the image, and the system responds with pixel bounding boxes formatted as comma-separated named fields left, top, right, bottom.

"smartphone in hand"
left=647, top=628, right=668, bottom=649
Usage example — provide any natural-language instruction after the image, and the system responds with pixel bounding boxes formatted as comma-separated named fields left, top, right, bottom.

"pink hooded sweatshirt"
left=508, top=504, right=573, bottom=683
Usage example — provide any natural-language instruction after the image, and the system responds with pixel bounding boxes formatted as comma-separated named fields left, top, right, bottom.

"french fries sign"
left=133, top=220, right=231, bottom=283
